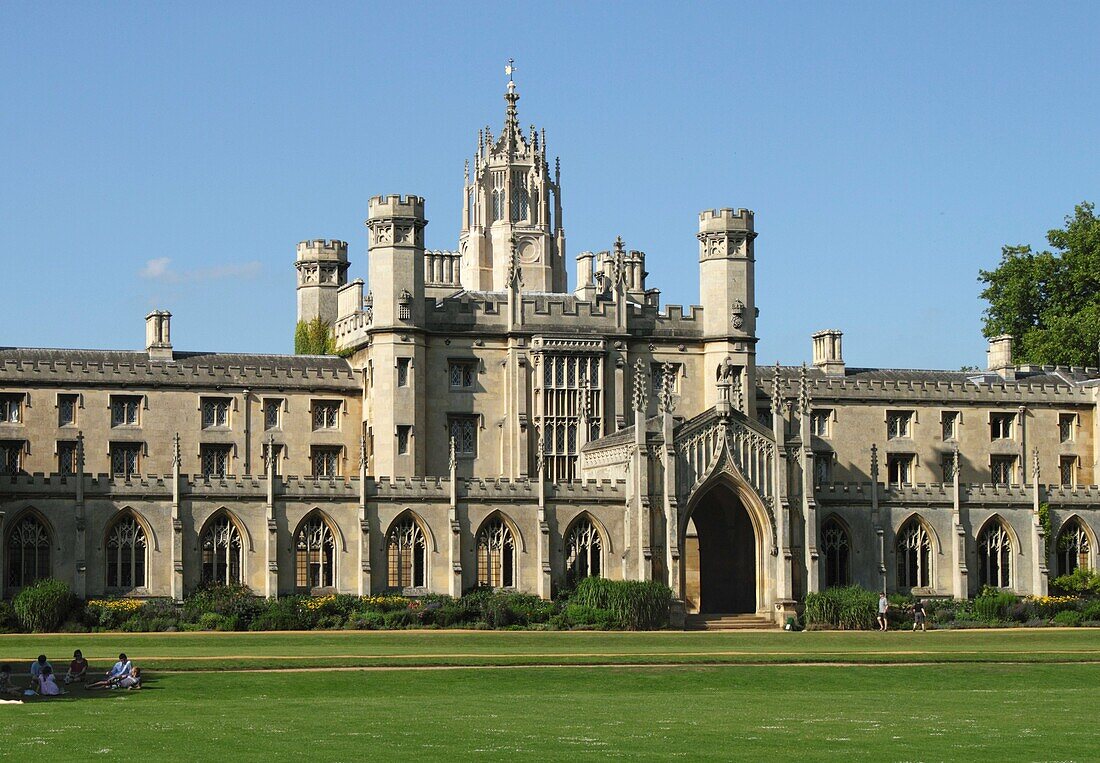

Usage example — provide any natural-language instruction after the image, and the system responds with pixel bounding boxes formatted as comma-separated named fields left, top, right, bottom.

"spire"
left=502, top=57, right=523, bottom=154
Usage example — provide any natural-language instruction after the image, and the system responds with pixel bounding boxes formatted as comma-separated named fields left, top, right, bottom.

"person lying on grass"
left=105, top=653, right=132, bottom=683
left=0, top=664, right=21, bottom=697
left=88, top=666, right=141, bottom=691
left=64, top=650, right=89, bottom=684
left=35, top=666, right=64, bottom=696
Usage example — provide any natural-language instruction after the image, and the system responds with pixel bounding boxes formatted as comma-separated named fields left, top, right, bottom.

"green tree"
left=294, top=316, right=335, bottom=355
left=979, top=202, right=1100, bottom=367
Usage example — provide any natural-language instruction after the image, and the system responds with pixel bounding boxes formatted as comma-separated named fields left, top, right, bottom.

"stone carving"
left=658, top=361, right=676, bottom=414
left=632, top=359, right=648, bottom=413
left=731, top=299, right=745, bottom=329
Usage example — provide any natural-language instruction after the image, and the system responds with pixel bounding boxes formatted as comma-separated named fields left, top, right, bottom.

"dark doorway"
left=687, top=483, right=756, bottom=613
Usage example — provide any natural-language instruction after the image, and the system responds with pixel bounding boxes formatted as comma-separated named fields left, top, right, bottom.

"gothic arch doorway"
left=683, top=481, right=757, bottom=614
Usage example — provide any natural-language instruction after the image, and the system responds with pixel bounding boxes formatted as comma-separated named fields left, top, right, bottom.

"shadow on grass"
left=8, top=674, right=162, bottom=703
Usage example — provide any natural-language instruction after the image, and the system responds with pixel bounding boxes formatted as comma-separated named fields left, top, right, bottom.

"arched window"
left=977, top=519, right=1012, bottom=588
left=106, top=515, right=147, bottom=591
left=566, top=516, right=602, bottom=579
left=386, top=514, right=426, bottom=589
left=7, top=514, right=50, bottom=589
left=1057, top=519, right=1091, bottom=577
left=896, top=518, right=932, bottom=589
left=821, top=517, right=850, bottom=588
left=201, top=514, right=243, bottom=586
left=476, top=516, right=515, bottom=588
left=296, top=515, right=336, bottom=591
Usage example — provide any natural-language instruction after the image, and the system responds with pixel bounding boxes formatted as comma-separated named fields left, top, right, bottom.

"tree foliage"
left=979, top=202, right=1100, bottom=366
left=294, top=317, right=335, bottom=355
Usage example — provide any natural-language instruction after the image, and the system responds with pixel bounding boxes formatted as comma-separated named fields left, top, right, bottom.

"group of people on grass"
left=877, top=593, right=928, bottom=632
left=0, top=651, right=141, bottom=698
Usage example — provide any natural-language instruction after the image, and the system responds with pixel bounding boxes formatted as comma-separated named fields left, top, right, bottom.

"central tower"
left=459, top=67, right=566, bottom=292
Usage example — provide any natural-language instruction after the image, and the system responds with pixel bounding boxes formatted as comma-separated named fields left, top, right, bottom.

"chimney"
left=146, top=310, right=173, bottom=361
left=812, top=329, right=845, bottom=376
left=574, top=251, right=595, bottom=300
left=987, top=334, right=1015, bottom=380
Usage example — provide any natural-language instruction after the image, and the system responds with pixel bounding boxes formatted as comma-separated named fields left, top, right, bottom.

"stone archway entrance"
left=683, top=482, right=757, bottom=614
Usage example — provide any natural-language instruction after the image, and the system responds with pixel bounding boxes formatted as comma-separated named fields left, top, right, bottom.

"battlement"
left=814, top=481, right=1100, bottom=504
left=296, top=239, right=348, bottom=261
left=698, top=207, right=755, bottom=233
left=367, top=194, right=426, bottom=220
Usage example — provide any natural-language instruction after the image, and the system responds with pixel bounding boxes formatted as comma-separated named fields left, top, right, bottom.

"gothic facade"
left=2, top=78, right=1098, bottom=623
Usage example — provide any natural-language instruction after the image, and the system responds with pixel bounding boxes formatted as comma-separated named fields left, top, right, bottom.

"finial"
left=658, top=361, right=676, bottom=414
left=449, top=436, right=457, bottom=472
left=951, top=441, right=960, bottom=481
left=505, top=57, right=516, bottom=89
left=541, top=128, right=546, bottom=154
left=798, top=362, right=810, bottom=414
left=555, top=156, right=560, bottom=180
left=632, top=359, right=649, bottom=413
left=507, top=235, right=520, bottom=287
left=870, top=443, right=879, bottom=474
left=1032, top=446, right=1040, bottom=479
left=76, top=430, right=85, bottom=472
left=464, top=159, right=469, bottom=184
left=535, top=426, right=544, bottom=475
left=359, top=435, right=367, bottom=471
left=173, top=432, right=181, bottom=468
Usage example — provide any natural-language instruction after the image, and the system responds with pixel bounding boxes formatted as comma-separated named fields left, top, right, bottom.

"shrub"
left=13, top=578, right=74, bottom=633
left=197, top=612, right=239, bottom=631
left=58, top=619, right=91, bottom=633
left=1051, top=568, right=1100, bottom=597
left=570, top=578, right=671, bottom=630
left=248, top=600, right=304, bottom=631
left=1053, top=609, right=1084, bottom=627
left=804, top=586, right=878, bottom=630
left=344, top=611, right=385, bottom=630
left=974, top=590, right=1017, bottom=622
left=383, top=609, right=415, bottom=629
left=0, top=600, right=20, bottom=633
left=1027, top=595, right=1081, bottom=620
left=183, top=584, right=262, bottom=626
left=86, top=598, right=145, bottom=629
left=1082, top=600, right=1100, bottom=622
left=564, top=603, right=616, bottom=629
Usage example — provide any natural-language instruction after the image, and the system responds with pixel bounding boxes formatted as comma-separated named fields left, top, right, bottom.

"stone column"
left=951, top=445, right=967, bottom=599
left=536, top=431, right=551, bottom=599
left=264, top=435, right=279, bottom=599
left=358, top=436, right=371, bottom=596
left=1031, top=448, right=1048, bottom=596
left=871, top=444, right=886, bottom=594
left=799, top=366, right=820, bottom=595
left=73, top=432, right=87, bottom=599
left=171, top=433, right=184, bottom=602
left=632, top=360, right=651, bottom=582
left=448, top=437, right=462, bottom=597
left=771, top=384, right=793, bottom=606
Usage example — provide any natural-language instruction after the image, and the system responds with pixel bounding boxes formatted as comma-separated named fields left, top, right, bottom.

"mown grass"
left=3, top=663, right=1099, bottom=760
left=2, top=628, right=1100, bottom=670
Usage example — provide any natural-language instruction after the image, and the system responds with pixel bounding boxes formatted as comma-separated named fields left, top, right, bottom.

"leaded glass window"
left=7, top=515, right=50, bottom=588
left=449, top=362, right=475, bottom=390
left=106, top=515, right=147, bottom=590
left=312, top=401, right=340, bottom=430
left=0, top=394, right=23, bottom=424
left=476, top=517, right=515, bottom=588
left=566, top=516, right=601, bottom=579
left=396, top=358, right=411, bottom=388
left=450, top=417, right=477, bottom=457
left=539, top=353, right=603, bottom=481
left=201, top=514, right=243, bottom=585
left=1059, top=414, right=1076, bottom=443
left=810, top=409, right=831, bottom=437
left=295, top=515, right=336, bottom=590
left=1057, top=520, right=1090, bottom=577
left=0, top=440, right=24, bottom=475
left=886, top=411, right=912, bottom=439
left=386, top=515, right=426, bottom=589
left=263, top=399, right=282, bottom=430
left=201, top=397, right=230, bottom=428
left=200, top=444, right=231, bottom=478
left=991, top=456, right=1016, bottom=486
left=896, top=519, right=932, bottom=589
left=396, top=426, right=411, bottom=456
left=887, top=454, right=913, bottom=486
left=978, top=520, right=1012, bottom=588
left=109, top=443, right=141, bottom=478
left=813, top=453, right=832, bottom=486
left=941, top=411, right=958, bottom=441
left=990, top=413, right=1014, bottom=440
left=1060, top=456, right=1076, bottom=487
left=311, top=446, right=341, bottom=478
left=110, top=396, right=141, bottom=427
left=57, top=441, right=77, bottom=475
left=58, top=394, right=78, bottom=427
left=821, top=517, right=850, bottom=588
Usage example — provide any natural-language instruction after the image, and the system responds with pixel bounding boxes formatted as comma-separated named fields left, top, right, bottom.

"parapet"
left=698, top=207, right=755, bottom=234
left=296, top=239, right=348, bottom=262
left=367, top=194, right=426, bottom=221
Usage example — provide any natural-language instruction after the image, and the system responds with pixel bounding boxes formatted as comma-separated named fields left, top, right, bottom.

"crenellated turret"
left=295, top=239, right=349, bottom=325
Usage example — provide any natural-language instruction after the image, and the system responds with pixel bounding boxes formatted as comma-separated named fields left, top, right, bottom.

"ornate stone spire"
left=612, top=236, right=626, bottom=286
left=501, top=57, right=523, bottom=155
left=798, top=362, right=810, bottom=414
left=658, top=361, right=676, bottom=414
left=632, top=359, right=649, bottom=413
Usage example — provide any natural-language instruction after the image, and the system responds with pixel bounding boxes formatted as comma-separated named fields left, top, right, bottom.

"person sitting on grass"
left=35, top=665, right=63, bottom=696
left=105, top=653, right=132, bottom=683
left=88, top=665, right=141, bottom=691
left=64, top=650, right=89, bottom=684
left=0, top=664, right=21, bottom=697
left=29, top=655, right=52, bottom=682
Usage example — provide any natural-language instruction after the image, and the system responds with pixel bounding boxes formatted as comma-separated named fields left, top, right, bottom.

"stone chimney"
left=145, top=310, right=173, bottom=361
left=812, top=329, right=845, bottom=376
left=987, top=334, right=1015, bottom=380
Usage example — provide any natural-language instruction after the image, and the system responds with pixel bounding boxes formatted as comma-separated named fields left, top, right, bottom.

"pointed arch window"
left=978, top=520, right=1012, bottom=588
left=7, top=515, right=50, bottom=589
left=106, top=515, right=147, bottom=591
left=821, top=517, right=850, bottom=588
left=1057, top=519, right=1091, bottom=577
left=476, top=517, right=516, bottom=588
left=296, top=515, right=336, bottom=591
left=387, top=515, right=426, bottom=589
left=566, top=516, right=602, bottom=580
left=896, top=518, right=932, bottom=589
left=201, top=514, right=243, bottom=586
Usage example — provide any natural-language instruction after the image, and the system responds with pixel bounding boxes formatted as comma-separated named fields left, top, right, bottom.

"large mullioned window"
left=977, top=519, right=1012, bottom=589
left=296, top=515, right=336, bottom=591
left=538, top=353, right=603, bottom=481
left=821, top=517, right=850, bottom=589
left=106, top=514, right=147, bottom=591
left=7, top=514, right=50, bottom=589
left=565, top=516, right=602, bottom=580
left=201, top=514, right=243, bottom=585
left=896, top=518, right=932, bottom=589
left=476, top=516, right=516, bottom=588
left=386, top=514, right=426, bottom=589
left=1056, top=519, right=1091, bottom=577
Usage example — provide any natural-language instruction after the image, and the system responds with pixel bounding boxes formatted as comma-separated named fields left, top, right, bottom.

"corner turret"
left=295, top=239, right=349, bottom=326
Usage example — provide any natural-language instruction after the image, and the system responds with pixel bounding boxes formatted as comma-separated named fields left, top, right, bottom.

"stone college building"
left=2, top=74, right=1098, bottom=624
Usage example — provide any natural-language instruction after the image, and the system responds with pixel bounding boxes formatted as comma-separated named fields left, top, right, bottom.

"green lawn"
left=2, top=631, right=1099, bottom=760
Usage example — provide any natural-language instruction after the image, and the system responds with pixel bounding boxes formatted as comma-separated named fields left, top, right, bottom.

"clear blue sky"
left=2, top=2, right=1097, bottom=369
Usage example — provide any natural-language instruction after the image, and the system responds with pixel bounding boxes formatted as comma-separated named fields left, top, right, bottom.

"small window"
left=810, top=409, right=831, bottom=437
left=990, top=413, right=1014, bottom=440
left=0, top=440, right=25, bottom=474
left=991, top=455, right=1016, bottom=485
left=312, top=401, right=340, bottom=430
left=887, top=454, right=913, bottom=486
left=200, top=444, right=232, bottom=477
left=397, top=358, right=411, bottom=388
left=58, top=394, right=78, bottom=427
left=813, top=453, right=832, bottom=485
left=201, top=397, right=231, bottom=429
left=449, top=416, right=478, bottom=457
left=941, top=411, right=958, bottom=441
left=57, top=441, right=77, bottom=475
left=449, top=361, right=476, bottom=390
left=396, top=425, right=412, bottom=456
left=650, top=363, right=681, bottom=394
left=1059, top=413, right=1076, bottom=443
left=886, top=411, right=912, bottom=440
left=0, top=393, right=23, bottom=424
left=398, top=304, right=412, bottom=321
left=1060, top=456, right=1077, bottom=487
left=109, top=442, right=142, bottom=478
left=110, top=396, right=141, bottom=427
left=941, top=453, right=957, bottom=483
left=263, top=399, right=283, bottom=430
left=311, top=446, right=341, bottom=478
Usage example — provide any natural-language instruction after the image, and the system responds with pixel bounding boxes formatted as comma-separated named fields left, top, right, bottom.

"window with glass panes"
left=396, top=426, right=411, bottom=456
left=109, top=443, right=141, bottom=477
left=262, top=442, right=282, bottom=475
left=539, top=353, right=603, bottom=481
left=57, top=441, right=77, bottom=475
left=991, top=455, right=1016, bottom=485
left=1059, top=413, right=1076, bottom=443
left=941, top=453, right=957, bottom=483
left=110, top=396, right=141, bottom=427
left=990, top=413, right=1014, bottom=440
left=1060, top=456, right=1076, bottom=487
left=886, top=411, right=912, bottom=439
left=810, top=409, right=831, bottom=437
left=200, top=444, right=232, bottom=477
left=448, top=361, right=475, bottom=390
left=263, top=399, right=282, bottom=430
left=311, top=446, right=341, bottom=477
left=887, top=453, right=913, bottom=486
left=449, top=416, right=478, bottom=457
left=312, top=400, right=340, bottom=430
left=941, top=411, right=958, bottom=440
left=396, top=358, right=411, bottom=387
left=58, top=394, right=78, bottom=427
left=201, top=397, right=231, bottom=428
left=0, top=441, right=24, bottom=474
left=0, top=394, right=23, bottom=424
left=813, top=453, right=832, bottom=485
